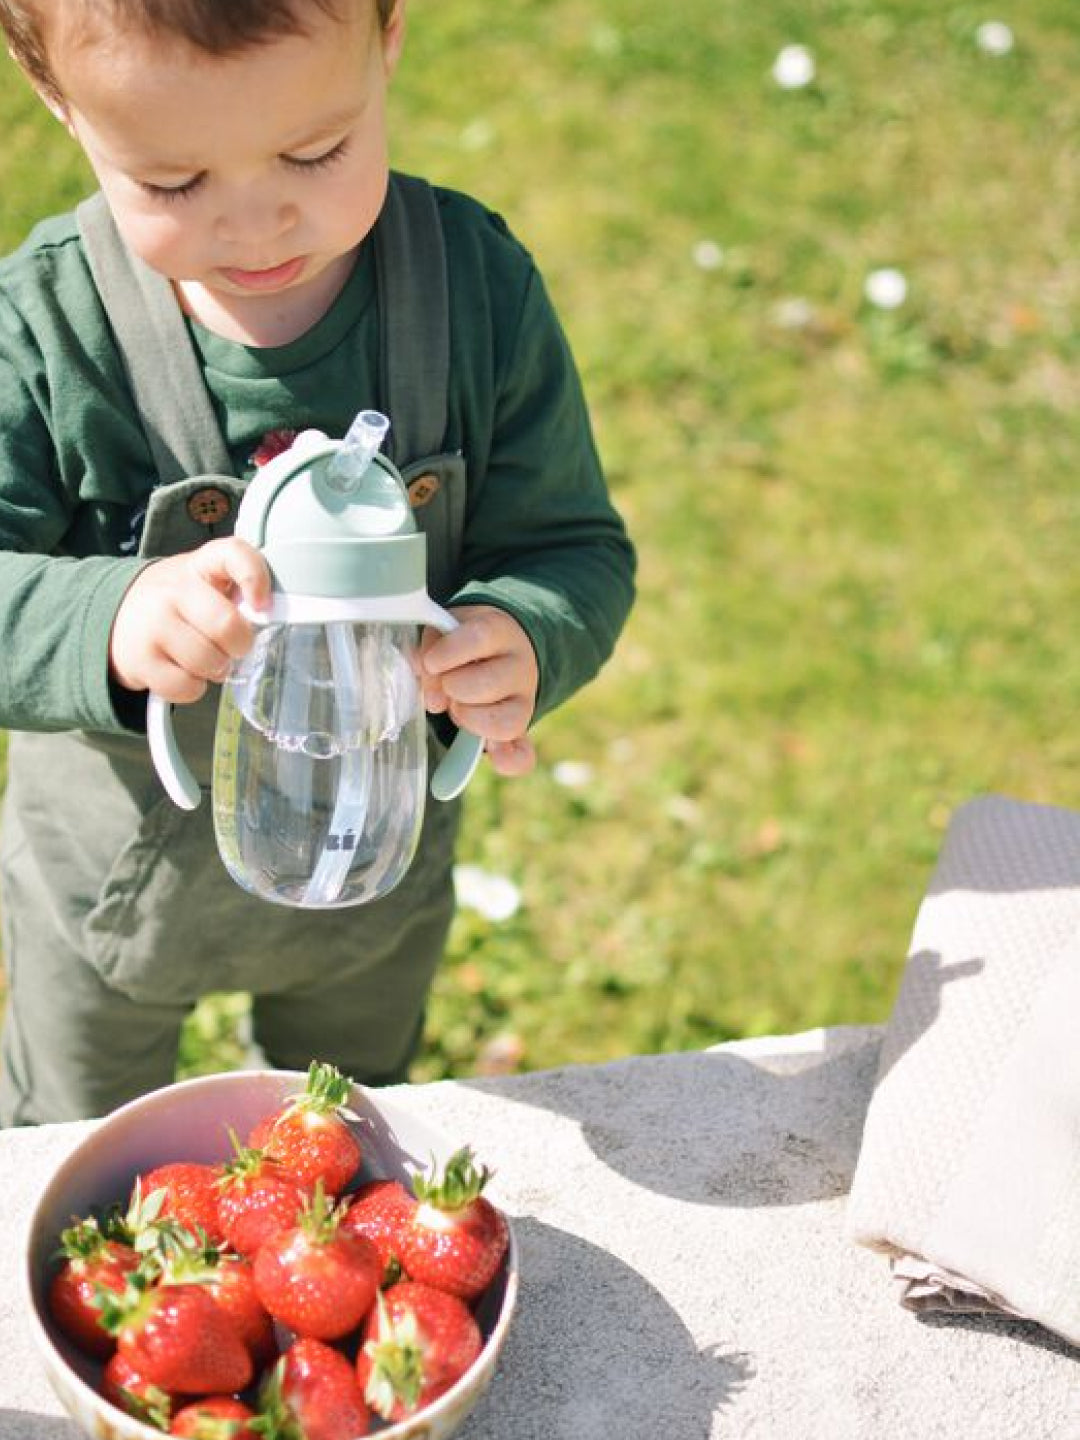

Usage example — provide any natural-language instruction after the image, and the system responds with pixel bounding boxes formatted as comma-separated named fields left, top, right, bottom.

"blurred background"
left=0, top=0, right=1076, bottom=1082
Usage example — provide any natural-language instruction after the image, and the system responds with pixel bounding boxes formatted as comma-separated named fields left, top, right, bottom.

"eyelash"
left=141, top=138, right=351, bottom=204
left=284, top=138, right=351, bottom=174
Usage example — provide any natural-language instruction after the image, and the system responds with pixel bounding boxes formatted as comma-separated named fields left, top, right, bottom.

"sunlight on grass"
left=2, top=0, right=1078, bottom=1082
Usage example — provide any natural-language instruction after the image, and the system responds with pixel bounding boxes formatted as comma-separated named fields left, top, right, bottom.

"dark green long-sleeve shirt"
left=0, top=185, right=635, bottom=736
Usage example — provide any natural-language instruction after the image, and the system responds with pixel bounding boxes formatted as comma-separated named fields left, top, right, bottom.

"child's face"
left=47, top=2, right=405, bottom=334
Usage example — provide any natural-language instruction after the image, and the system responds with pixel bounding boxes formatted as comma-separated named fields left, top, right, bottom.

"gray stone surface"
left=2, top=1026, right=1077, bottom=1439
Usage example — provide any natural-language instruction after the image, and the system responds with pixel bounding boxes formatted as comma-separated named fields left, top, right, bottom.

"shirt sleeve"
left=0, top=291, right=146, bottom=733
left=451, top=266, right=636, bottom=721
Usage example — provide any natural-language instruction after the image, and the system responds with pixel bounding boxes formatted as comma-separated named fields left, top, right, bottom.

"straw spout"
left=323, top=409, right=391, bottom=495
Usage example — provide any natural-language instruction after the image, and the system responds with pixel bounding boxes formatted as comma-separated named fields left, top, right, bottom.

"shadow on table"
left=0, top=1413, right=75, bottom=1440
left=913, top=1309, right=1080, bottom=1362
left=461, top=1026, right=882, bottom=1208
left=456, top=1217, right=754, bottom=1440
left=915, top=1307, right=1080, bottom=1359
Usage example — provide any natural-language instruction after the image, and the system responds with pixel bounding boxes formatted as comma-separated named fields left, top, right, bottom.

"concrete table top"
left=1, top=1025, right=1076, bottom=1439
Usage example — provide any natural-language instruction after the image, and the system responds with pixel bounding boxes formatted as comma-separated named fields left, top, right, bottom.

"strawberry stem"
left=122, top=1179, right=168, bottom=1239
left=141, top=1218, right=222, bottom=1282
left=363, top=1294, right=424, bottom=1417
left=92, top=1267, right=157, bottom=1336
left=219, top=1133, right=274, bottom=1185
left=293, top=1060, right=354, bottom=1117
left=296, top=1179, right=350, bottom=1243
left=113, top=1379, right=173, bottom=1431
left=172, top=1410, right=249, bottom=1439
left=251, top=1357, right=304, bottom=1440
left=55, top=1215, right=111, bottom=1264
left=412, top=1145, right=492, bottom=1210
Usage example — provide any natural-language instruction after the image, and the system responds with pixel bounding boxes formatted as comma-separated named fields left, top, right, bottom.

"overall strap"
left=76, top=191, right=235, bottom=482
left=373, top=172, right=451, bottom=468
left=76, top=177, right=455, bottom=514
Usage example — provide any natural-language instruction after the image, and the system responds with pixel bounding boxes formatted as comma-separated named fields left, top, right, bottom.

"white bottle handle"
left=147, top=693, right=202, bottom=810
left=419, top=600, right=487, bottom=801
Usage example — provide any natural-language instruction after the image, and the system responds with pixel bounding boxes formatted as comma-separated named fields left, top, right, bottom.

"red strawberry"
left=259, top=1338, right=371, bottom=1440
left=97, top=1272, right=253, bottom=1395
left=170, top=1396, right=259, bottom=1438
left=247, top=1061, right=362, bottom=1195
left=396, top=1147, right=509, bottom=1301
left=204, top=1252, right=277, bottom=1368
left=341, top=1178, right=416, bottom=1286
left=356, top=1281, right=482, bottom=1421
left=149, top=1225, right=276, bottom=1369
left=253, top=1182, right=381, bottom=1340
left=136, top=1162, right=226, bottom=1246
left=48, top=1217, right=139, bottom=1359
left=216, top=1140, right=311, bottom=1258
left=102, top=1349, right=177, bottom=1429
left=250, top=427, right=299, bottom=468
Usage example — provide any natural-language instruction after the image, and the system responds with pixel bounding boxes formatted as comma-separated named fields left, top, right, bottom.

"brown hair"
left=0, top=0, right=395, bottom=103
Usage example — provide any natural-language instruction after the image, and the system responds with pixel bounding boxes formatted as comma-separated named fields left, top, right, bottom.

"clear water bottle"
left=148, top=412, right=483, bottom=908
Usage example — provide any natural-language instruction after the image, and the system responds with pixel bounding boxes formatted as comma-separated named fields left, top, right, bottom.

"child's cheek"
left=112, top=208, right=197, bottom=281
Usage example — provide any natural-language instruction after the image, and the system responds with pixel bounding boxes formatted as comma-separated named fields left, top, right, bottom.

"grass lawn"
left=0, top=1, right=1077, bottom=1083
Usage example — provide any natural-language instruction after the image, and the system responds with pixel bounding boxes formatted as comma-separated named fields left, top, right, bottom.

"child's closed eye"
left=281, top=137, right=351, bottom=174
left=140, top=173, right=207, bottom=204
left=137, top=138, right=351, bottom=205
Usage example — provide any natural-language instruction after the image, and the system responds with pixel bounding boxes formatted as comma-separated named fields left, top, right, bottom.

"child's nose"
left=216, top=194, right=298, bottom=249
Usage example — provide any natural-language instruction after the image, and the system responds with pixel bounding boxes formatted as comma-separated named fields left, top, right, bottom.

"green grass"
left=1, top=1, right=1078, bottom=1084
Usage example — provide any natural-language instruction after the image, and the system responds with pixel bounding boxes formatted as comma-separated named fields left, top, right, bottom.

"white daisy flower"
left=864, top=267, right=908, bottom=309
left=976, top=21, right=1014, bottom=55
left=454, top=865, right=522, bottom=922
left=666, top=794, right=701, bottom=826
left=772, top=297, right=816, bottom=330
left=552, top=759, right=595, bottom=789
left=692, top=239, right=725, bottom=271
left=772, top=44, right=815, bottom=89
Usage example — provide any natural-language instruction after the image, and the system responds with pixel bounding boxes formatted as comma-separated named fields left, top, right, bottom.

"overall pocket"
left=82, top=789, right=229, bottom=1004
left=2, top=731, right=219, bottom=1005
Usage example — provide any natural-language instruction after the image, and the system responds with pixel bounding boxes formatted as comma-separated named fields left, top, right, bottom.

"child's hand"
left=420, top=605, right=538, bottom=777
left=109, top=538, right=272, bottom=703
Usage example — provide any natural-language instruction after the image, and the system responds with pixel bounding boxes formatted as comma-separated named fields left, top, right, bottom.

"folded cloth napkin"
left=846, top=793, right=1080, bottom=1347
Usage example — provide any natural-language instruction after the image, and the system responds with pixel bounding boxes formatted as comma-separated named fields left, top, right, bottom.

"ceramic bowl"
left=24, top=1069, right=518, bottom=1440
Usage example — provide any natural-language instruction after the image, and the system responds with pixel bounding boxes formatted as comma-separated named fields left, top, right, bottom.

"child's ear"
left=26, top=77, right=75, bottom=134
left=381, top=0, right=407, bottom=74
left=5, top=47, right=74, bottom=131
left=45, top=98, right=78, bottom=141
left=43, top=93, right=75, bottom=131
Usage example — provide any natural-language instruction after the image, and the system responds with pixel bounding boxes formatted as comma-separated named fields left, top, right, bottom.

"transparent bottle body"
left=212, top=621, right=427, bottom=907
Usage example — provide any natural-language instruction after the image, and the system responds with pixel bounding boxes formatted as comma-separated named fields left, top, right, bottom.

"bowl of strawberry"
left=24, top=1062, right=518, bottom=1439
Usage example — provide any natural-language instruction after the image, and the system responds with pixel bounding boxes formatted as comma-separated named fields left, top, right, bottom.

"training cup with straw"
left=147, top=410, right=484, bottom=908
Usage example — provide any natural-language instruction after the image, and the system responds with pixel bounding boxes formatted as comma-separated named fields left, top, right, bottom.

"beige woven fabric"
left=846, top=794, right=1080, bottom=1347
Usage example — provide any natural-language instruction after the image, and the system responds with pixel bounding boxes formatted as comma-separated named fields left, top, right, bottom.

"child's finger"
left=154, top=620, right=235, bottom=690
left=448, top=693, right=534, bottom=744
left=437, top=653, right=522, bottom=707
left=421, top=608, right=506, bottom=674
left=485, top=736, right=537, bottom=776
left=422, top=679, right=449, bottom=714
left=177, top=581, right=255, bottom=662
left=193, top=537, right=272, bottom=613
left=184, top=542, right=271, bottom=656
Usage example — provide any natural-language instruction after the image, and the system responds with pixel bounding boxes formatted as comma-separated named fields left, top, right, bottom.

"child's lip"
left=220, top=256, right=307, bottom=291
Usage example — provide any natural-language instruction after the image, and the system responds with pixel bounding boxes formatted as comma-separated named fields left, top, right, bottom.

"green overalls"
left=0, top=176, right=467, bottom=1125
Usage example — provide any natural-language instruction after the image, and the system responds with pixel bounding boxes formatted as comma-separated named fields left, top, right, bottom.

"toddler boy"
left=0, top=0, right=635, bottom=1123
